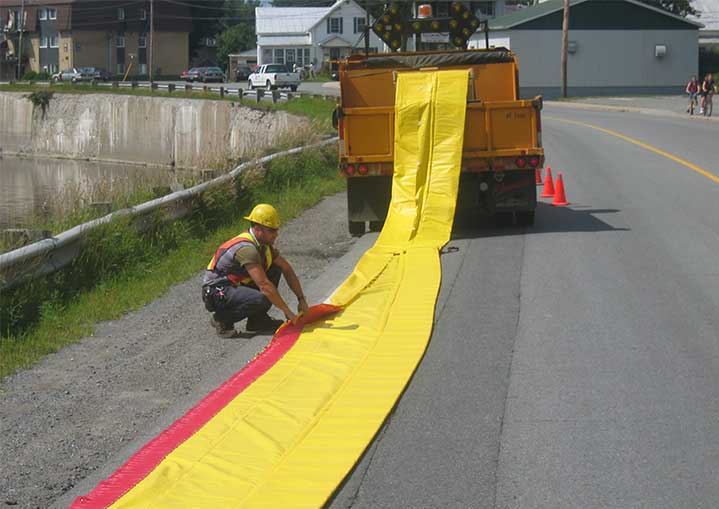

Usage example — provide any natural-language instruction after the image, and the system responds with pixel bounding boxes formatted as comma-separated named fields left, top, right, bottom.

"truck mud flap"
left=347, top=176, right=392, bottom=222
left=457, top=171, right=536, bottom=214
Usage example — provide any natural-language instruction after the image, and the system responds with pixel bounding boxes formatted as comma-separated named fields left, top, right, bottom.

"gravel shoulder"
left=0, top=192, right=363, bottom=508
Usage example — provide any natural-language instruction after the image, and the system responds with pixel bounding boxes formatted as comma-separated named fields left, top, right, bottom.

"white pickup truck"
left=247, top=64, right=301, bottom=91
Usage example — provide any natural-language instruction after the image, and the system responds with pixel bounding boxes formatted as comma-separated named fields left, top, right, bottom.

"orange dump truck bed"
left=334, top=49, right=544, bottom=234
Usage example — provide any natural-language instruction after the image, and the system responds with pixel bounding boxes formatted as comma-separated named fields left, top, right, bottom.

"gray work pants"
left=209, top=265, right=282, bottom=326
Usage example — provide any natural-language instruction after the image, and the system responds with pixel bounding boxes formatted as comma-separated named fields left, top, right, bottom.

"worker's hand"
left=298, top=297, right=310, bottom=314
left=284, top=310, right=303, bottom=326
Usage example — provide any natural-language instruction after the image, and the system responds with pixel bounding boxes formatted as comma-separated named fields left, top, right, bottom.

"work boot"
left=245, top=313, right=284, bottom=333
left=210, top=317, right=238, bottom=338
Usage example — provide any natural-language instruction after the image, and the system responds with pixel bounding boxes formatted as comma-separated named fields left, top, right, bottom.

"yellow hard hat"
left=244, top=203, right=280, bottom=229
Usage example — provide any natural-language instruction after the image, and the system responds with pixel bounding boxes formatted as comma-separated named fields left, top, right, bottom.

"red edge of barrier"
left=70, top=303, right=341, bottom=509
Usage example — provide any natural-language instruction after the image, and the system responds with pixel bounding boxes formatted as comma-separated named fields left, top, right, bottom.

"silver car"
left=53, top=68, right=93, bottom=83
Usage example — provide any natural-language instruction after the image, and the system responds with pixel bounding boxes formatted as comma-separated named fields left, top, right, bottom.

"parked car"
left=52, top=68, right=93, bottom=83
left=82, top=67, right=112, bottom=81
left=198, top=67, right=226, bottom=83
left=180, top=67, right=201, bottom=82
left=235, top=65, right=253, bottom=81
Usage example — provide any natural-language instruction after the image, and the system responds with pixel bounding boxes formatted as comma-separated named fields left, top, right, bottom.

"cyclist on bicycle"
left=686, top=75, right=699, bottom=114
left=700, top=73, right=715, bottom=115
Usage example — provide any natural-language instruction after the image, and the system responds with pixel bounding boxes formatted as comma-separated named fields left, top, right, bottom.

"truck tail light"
left=529, top=156, right=540, bottom=168
left=345, top=165, right=356, bottom=176
left=358, top=165, right=368, bottom=175
left=515, top=157, right=527, bottom=168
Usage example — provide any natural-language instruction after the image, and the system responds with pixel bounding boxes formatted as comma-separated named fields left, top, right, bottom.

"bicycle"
left=688, top=93, right=697, bottom=115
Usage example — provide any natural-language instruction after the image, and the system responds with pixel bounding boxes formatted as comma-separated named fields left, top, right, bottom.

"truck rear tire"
left=349, top=221, right=365, bottom=236
left=290, top=85, right=298, bottom=92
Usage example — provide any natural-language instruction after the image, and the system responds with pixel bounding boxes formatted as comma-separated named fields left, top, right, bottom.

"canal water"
left=0, top=156, right=196, bottom=230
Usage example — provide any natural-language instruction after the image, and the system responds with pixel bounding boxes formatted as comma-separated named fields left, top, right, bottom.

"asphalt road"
left=330, top=105, right=719, bottom=507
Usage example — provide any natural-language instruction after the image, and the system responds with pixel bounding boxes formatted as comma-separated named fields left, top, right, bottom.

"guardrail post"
left=168, top=83, right=175, bottom=93
left=271, top=90, right=280, bottom=103
left=185, top=83, right=192, bottom=92
left=112, top=81, right=119, bottom=88
left=131, top=81, right=138, bottom=89
left=219, top=86, right=225, bottom=99
left=255, top=89, right=264, bottom=102
left=151, top=82, right=158, bottom=91
left=286, top=92, right=294, bottom=101
left=203, top=85, right=209, bottom=93
left=237, top=88, right=243, bottom=100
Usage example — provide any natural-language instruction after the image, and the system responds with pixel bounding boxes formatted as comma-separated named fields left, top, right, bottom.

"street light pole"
left=560, top=0, right=569, bottom=98
left=149, top=0, right=154, bottom=81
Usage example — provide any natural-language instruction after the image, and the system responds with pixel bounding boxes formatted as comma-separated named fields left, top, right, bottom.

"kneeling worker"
left=202, top=203, right=309, bottom=337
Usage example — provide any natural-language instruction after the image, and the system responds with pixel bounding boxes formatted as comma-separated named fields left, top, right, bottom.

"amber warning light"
left=417, top=4, right=432, bottom=18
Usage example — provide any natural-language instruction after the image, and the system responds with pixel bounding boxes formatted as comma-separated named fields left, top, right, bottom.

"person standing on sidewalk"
left=686, top=75, right=699, bottom=114
left=202, top=203, right=309, bottom=338
left=700, top=73, right=716, bottom=115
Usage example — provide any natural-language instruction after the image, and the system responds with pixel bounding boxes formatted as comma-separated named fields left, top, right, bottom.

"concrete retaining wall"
left=0, top=92, right=310, bottom=168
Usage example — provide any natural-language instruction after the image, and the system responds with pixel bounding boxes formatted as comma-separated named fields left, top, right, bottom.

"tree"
left=216, top=23, right=257, bottom=70
left=270, top=0, right=333, bottom=6
left=636, top=0, right=697, bottom=17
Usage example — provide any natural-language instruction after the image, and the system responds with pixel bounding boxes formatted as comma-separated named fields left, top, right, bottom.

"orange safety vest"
left=206, top=230, right=273, bottom=286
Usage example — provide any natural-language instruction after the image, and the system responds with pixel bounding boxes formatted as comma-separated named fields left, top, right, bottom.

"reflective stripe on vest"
left=206, top=231, right=273, bottom=286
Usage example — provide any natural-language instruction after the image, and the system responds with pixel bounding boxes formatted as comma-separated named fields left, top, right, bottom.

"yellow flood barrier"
left=72, top=69, right=468, bottom=509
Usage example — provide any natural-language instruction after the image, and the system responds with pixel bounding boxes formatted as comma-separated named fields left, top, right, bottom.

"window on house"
left=139, top=63, right=147, bottom=74
left=48, top=8, right=57, bottom=20
left=327, top=17, right=342, bottom=34
left=304, top=48, right=310, bottom=66
left=353, top=17, right=366, bottom=34
left=285, top=48, right=295, bottom=64
left=141, top=8, right=147, bottom=20
left=39, top=9, right=47, bottom=20
left=50, top=35, right=59, bottom=48
left=41, top=36, right=49, bottom=48
left=117, top=63, right=125, bottom=74
left=273, top=48, right=284, bottom=64
left=139, top=35, right=147, bottom=48
left=116, top=35, right=125, bottom=48
left=262, top=48, right=272, bottom=64
left=118, top=8, right=125, bottom=21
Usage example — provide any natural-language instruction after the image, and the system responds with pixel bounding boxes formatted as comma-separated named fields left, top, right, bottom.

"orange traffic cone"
left=552, top=173, right=569, bottom=206
left=540, top=167, right=555, bottom=198
left=535, top=167, right=543, bottom=185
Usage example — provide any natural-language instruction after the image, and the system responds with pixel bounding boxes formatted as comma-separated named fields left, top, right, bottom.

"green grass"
left=0, top=146, right=345, bottom=379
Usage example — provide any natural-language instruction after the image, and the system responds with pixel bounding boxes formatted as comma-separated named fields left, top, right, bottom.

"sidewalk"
left=546, top=95, right=718, bottom=121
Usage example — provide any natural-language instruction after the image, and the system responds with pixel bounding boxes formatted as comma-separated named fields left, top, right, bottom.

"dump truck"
left=334, top=48, right=544, bottom=235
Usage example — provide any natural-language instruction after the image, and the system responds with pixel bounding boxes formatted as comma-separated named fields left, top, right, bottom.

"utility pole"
left=364, top=0, right=370, bottom=55
left=149, top=0, right=154, bottom=81
left=16, top=0, right=25, bottom=79
left=560, top=0, right=569, bottom=98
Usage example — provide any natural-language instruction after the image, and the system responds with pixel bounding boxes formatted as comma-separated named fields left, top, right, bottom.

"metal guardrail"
left=0, top=80, right=339, bottom=102
left=0, top=138, right=338, bottom=290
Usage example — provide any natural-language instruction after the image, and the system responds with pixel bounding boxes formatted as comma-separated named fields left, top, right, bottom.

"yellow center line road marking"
left=545, top=115, right=719, bottom=184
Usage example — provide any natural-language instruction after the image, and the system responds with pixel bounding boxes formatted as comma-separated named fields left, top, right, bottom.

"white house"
left=255, top=0, right=383, bottom=71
